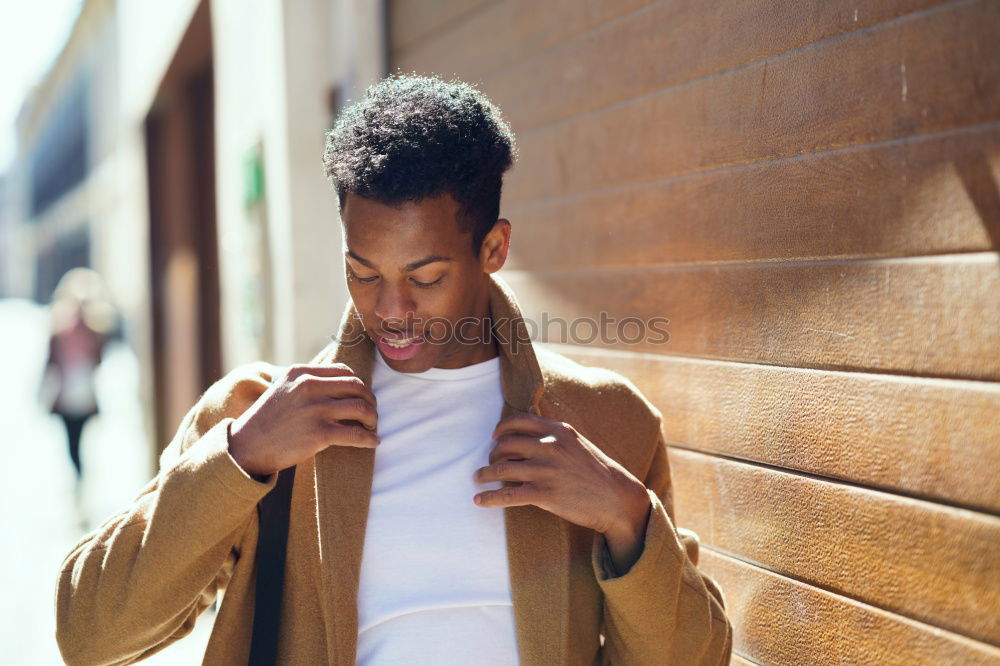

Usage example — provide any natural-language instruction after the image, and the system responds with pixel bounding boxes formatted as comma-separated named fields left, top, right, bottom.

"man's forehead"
left=344, top=247, right=453, bottom=272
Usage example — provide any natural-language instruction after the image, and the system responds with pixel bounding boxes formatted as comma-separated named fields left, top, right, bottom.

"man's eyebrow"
left=346, top=249, right=452, bottom=272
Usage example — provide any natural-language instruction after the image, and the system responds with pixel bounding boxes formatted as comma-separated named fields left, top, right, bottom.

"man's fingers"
left=286, top=362, right=358, bottom=379
left=488, top=435, right=548, bottom=465
left=319, top=397, right=378, bottom=431
left=473, top=482, right=541, bottom=508
left=298, top=374, right=377, bottom=409
left=492, top=412, right=562, bottom=439
left=474, top=459, right=549, bottom=484
left=325, top=420, right=380, bottom=448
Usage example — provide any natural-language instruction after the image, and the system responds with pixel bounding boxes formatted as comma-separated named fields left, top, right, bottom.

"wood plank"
left=670, top=450, right=1000, bottom=644
left=700, top=549, right=1000, bottom=664
left=501, top=253, right=1000, bottom=381
left=486, top=0, right=953, bottom=132
left=387, top=0, right=494, bottom=55
left=550, top=344, right=1000, bottom=514
left=502, top=0, right=1000, bottom=206
left=504, top=124, right=1000, bottom=270
left=391, top=0, right=655, bottom=83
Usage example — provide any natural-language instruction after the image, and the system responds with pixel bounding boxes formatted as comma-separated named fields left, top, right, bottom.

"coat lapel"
left=308, top=273, right=570, bottom=665
left=308, top=301, right=375, bottom=664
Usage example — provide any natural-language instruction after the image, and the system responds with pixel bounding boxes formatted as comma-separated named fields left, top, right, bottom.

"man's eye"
left=349, top=271, right=379, bottom=283
left=347, top=269, right=440, bottom=288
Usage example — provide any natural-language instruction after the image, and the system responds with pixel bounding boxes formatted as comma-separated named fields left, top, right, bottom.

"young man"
left=56, top=74, right=732, bottom=665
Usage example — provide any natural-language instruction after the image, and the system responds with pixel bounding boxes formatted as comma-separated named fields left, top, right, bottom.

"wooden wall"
left=389, top=0, right=1000, bottom=663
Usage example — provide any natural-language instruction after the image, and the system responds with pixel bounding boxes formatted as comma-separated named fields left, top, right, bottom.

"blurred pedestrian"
left=39, top=268, right=120, bottom=491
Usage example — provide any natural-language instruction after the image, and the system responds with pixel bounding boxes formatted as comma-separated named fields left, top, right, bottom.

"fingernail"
left=473, top=494, right=482, bottom=505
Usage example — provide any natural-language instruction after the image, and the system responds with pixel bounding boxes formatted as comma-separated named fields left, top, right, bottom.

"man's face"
left=340, top=191, right=509, bottom=372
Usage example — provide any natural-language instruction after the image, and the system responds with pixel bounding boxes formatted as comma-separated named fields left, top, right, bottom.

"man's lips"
left=374, top=331, right=427, bottom=359
left=376, top=333, right=424, bottom=347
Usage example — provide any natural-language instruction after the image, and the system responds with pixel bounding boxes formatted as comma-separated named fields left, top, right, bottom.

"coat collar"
left=306, top=273, right=571, bottom=665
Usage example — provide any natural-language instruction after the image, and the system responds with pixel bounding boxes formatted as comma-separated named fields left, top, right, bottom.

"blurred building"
left=0, top=173, right=12, bottom=296
left=5, top=0, right=385, bottom=470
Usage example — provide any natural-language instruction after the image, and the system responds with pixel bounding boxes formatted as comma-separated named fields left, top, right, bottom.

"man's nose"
left=373, top=283, right=417, bottom=330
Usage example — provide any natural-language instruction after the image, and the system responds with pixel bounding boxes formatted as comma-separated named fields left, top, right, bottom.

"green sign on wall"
left=243, top=144, right=265, bottom=208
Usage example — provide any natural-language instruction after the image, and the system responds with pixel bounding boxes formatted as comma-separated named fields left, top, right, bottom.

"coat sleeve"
left=54, top=363, right=282, bottom=666
left=591, top=421, right=734, bottom=665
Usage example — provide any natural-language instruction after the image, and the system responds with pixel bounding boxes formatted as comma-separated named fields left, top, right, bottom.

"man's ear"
left=480, top=219, right=511, bottom=273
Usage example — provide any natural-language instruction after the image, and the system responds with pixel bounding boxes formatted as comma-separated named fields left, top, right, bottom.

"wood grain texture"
left=549, top=343, right=1000, bottom=514
left=505, top=124, right=1000, bottom=270
left=391, top=0, right=655, bottom=83
left=670, top=449, right=1000, bottom=644
left=502, top=0, right=1000, bottom=205
left=501, top=253, right=1000, bottom=381
left=700, top=549, right=1000, bottom=665
left=485, top=0, right=953, bottom=132
left=388, top=0, right=494, bottom=55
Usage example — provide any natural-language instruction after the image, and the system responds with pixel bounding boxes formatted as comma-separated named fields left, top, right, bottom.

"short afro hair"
left=323, top=72, right=518, bottom=255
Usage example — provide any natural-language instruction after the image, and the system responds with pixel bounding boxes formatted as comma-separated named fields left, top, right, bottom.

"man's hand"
left=472, top=412, right=652, bottom=574
left=228, top=363, right=379, bottom=479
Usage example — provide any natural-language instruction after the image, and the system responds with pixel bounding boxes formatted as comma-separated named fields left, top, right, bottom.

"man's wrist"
left=604, top=496, right=650, bottom=543
left=601, top=484, right=652, bottom=574
left=226, top=421, right=270, bottom=482
left=604, top=479, right=651, bottom=537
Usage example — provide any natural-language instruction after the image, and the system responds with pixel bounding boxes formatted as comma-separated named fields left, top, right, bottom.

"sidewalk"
left=0, top=298, right=215, bottom=664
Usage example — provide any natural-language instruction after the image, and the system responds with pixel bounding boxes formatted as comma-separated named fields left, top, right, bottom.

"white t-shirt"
left=356, top=350, right=520, bottom=665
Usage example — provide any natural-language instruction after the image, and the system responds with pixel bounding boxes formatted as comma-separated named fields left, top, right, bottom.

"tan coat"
left=55, top=274, right=733, bottom=665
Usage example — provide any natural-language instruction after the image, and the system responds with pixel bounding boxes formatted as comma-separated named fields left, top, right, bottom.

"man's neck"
left=435, top=330, right=499, bottom=369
